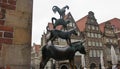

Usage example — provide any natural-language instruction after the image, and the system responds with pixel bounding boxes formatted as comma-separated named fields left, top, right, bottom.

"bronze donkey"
left=40, top=41, right=86, bottom=69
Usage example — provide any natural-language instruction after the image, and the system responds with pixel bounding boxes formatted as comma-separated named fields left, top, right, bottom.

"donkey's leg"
left=69, top=59, right=72, bottom=69
left=67, top=38, right=71, bottom=46
left=69, top=59, right=74, bottom=69
left=69, top=59, right=75, bottom=69
left=72, top=59, right=76, bottom=69
left=40, top=57, right=50, bottom=69
left=68, top=38, right=72, bottom=46
left=66, top=39, right=69, bottom=45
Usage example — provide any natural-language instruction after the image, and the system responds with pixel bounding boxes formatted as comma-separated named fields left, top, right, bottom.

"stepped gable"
left=99, top=18, right=120, bottom=32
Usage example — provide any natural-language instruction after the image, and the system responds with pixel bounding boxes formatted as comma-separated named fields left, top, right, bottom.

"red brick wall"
left=0, top=26, right=13, bottom=44
left=0, top=26, right=13, bottom=53
left=0, top=8, right=5, bottom=26
left=0, top=44, right=2, bottom=50
left=0, top=0, right=16, bottom=10
left=0, top=0, right=16, bottom=50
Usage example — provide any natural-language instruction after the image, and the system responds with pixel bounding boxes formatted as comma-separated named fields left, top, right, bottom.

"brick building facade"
left=0, top=0, right=33, bottom=69
left=31, top=43, right=41, bottom=69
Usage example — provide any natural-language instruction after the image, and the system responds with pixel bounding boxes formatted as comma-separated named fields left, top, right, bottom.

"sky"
left=32, top=0, right=120, bottom=45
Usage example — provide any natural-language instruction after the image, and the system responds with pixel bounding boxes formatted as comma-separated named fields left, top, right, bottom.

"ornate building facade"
left=41, top=11, right=120, bottom=69
left=76, top=11, right=105, bottom=69
left=99, top=18, right=120, bottom=68
left=31, top=43, right=41, bottom=69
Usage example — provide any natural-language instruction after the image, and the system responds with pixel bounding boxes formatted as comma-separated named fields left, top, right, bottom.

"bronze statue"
left=46, top=29, right=78, bottom=45
left=52, top=5, right=69, bottom=18
left=52, top=17, right=70, bottom=30
left=40, top=41, right=86, bottom=69
left=40, top=5, right=86, bottom=69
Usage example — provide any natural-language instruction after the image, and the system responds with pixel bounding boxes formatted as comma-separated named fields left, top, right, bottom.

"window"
left=92, top=26, right=95, bottom=30
left=91, top=19, right=94, bottom=23
left=89, top=50, right=93, bottom=57
left=97, top=50, right=100, bottom=57
left=106, top=38, right=109, bottom=42
left=88, top=41, right=91, bottom=46
left=95, top=33, right=97, bottom=38
left=109, top=39, right=112, bottom=43
left=96, top=27, right=99, bottom=30
left=88, top=25, right=91, bottom=29
left=96, top=42, right=98, bottom=46
left=99, top=42, right=102, bottom=46
left=100, top=50, right=103, bottom=54
left=108, top=31, right=111, bottom=34
left=89, top=50, right=100, bottom=57
left=111, top=31, right=114, bottom=34
left=87, top=32, right=90, bottom=37
left=93, top=50, right=96, bottom=57
left=114, top=40, right=117, bottom=44
left=106, top=48, right=110, bottom=55
left=68, top=22, right=72, bottom=27
left=98, top=34, right=101, bottom=38
left=91, top=33, right=94, bottom=37
left=116, top=48, right=119, bottom=54
left=92, top=41, right=95, bottom=46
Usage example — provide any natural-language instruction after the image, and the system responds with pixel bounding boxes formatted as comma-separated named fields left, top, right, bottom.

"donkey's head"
left=74, top=40, right=86, bottom=54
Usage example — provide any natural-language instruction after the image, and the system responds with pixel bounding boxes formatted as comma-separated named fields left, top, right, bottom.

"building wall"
left=31, top=44, right=41, bottom=69
left=0, top=0, right=33, bottom=69
left=5, top=0, right=32, bottom=45
left=2, top=44, right=31, bottom=69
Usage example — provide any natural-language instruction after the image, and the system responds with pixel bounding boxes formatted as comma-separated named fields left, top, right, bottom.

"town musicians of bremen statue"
left=40, top=5, right=86, bottom=69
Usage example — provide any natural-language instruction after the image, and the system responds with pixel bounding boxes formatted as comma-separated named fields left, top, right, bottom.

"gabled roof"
left=47, top=23, right=62, bottom=30
left=99, top=18, right=120, bottom=32
left=64, top=12, right=76, bottom=23
left=76, top=15, right=88, bottom=32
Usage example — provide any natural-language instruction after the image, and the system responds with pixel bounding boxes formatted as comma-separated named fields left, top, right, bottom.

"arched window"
left=92, top=41, right=95, bottom=46
left=93, top=50, right=96, bottom=57
left=90, top=63, right=96, bottom=69
left=60, top=64, right=69, bottom=69
left=87, top=32, right=90, bottom=37
left=97, top=50, right=100, bottom=57
left=92, top=26, right=95, bottom=30
left=91, top=33, right=94, bottom=37
left=96, top=42, right=98, bottom=46
left=88, top=41, right=91, bottom=46
left=95, top=33, right=97, bottom=38
left=96, top=27, right=99, bottom=30
left=88, top=25, right=91, bottom=29
left=100, top=42, right=102, bottom=46
left=89, top=50, right=93, bottom=57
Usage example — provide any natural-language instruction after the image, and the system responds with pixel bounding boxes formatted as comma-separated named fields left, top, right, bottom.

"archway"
left=90, top=63, right=96, bottom=69
left=60, top=64, right=68, bottom=69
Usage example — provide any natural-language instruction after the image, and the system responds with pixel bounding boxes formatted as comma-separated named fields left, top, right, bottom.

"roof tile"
left=99, top=18, right=120, bottom=32
left=76, top=15, right=88, bottom=32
